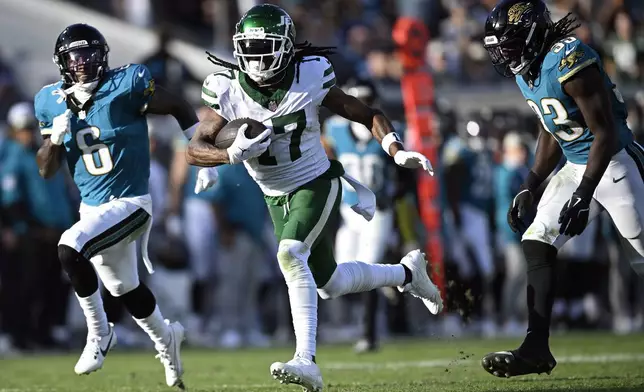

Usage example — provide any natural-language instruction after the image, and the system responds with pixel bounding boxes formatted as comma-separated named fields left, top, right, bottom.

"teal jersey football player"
left=35, top=63, right=152, bottom=206
left=34, top=23, right=217, bottom=389
left=482, top=0, right=644, bottom=379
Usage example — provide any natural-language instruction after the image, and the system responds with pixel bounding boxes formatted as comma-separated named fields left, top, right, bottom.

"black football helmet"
left=54, top=24, right=109, bottom=84
left=483, top=0, right=553, bottom=77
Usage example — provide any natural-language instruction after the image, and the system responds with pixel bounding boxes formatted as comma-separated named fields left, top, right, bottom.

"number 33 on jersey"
left=35, top=64, right=154, bottom=206
left=201, top=56, right=337, bottom=196
left=517, top=36, right=633, bottom=164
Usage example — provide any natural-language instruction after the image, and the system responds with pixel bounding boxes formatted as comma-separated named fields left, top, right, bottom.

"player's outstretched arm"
left=185, top=112, right=230, bottom=167
left=322, top=86, right=433, bottom=175
left=145, top=85, right=200, bottom=137
left=322, top=86, right=403, bottom=156
left=36, top=137, right=64, bottom=179
left=563, top=66, right=618, bottom=198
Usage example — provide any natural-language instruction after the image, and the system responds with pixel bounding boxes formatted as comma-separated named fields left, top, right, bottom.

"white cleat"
left=155, top=320, right=186, bottom=389
left=398, top=249, right=443, bottom=314
left=74, top=323, right=117, bottom=375
left=270, top=356, right=323, bottom=392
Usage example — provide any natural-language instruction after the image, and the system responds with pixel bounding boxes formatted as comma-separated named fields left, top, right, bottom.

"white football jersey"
left=201, top=56, right=337, bottom=196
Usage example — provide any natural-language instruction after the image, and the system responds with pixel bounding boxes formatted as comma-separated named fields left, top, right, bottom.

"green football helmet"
left=233, top=4, right=296, bottom=85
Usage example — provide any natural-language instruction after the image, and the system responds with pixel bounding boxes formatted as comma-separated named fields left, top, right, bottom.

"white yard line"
left=323, top=353, right=644, bottom=370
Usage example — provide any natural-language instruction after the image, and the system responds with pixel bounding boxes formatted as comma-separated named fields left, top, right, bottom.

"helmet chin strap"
left=66, top=80, right=99, bottom=105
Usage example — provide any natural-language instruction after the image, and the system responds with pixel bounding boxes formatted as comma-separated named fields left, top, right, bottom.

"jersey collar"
left=238, top=64, right=295, bottom=112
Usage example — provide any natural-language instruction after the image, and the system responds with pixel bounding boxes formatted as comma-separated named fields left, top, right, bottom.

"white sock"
left=288, top=267, right=318, bottom=359
left=133, top=305, right=171, bottom=348
left=318, top=262, right=406, bottom=299
left=76, top=290, right=110, bottom=338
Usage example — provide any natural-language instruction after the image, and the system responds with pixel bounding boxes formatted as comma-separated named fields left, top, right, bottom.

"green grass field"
left=2, top=333, right=644, bottom=392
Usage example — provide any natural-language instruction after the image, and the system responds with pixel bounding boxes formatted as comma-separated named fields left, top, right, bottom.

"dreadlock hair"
left=206, top=41, right=336, bottom=84
left=549, top=12, right=581, bottom=44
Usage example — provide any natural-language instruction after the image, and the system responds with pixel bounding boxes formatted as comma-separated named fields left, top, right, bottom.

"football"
left=214, top=118, right=268, bottom=150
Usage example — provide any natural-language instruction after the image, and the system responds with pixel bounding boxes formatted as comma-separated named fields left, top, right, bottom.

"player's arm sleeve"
left=130, top=64, right=156, bottom=112
left=556, top=42, right=599, bottom=84
left=34, top=94, right=53, bottom=137
left=312, top=57, right=337, bottom=106
left=201, top=72, right=233, bottom=122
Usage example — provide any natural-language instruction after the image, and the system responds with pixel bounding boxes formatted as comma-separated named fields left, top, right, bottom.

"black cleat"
left=481, top=349, right=556, bottom=378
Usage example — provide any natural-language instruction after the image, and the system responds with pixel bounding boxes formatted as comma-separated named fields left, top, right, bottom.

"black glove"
left=507, top=186, right=534, bottom=233
left=558, top=192, right=591, bottom=236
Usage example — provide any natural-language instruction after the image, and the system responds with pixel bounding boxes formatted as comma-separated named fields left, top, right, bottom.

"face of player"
left=63, top=47, right=104, bottom=83
left=238, top=38, right=287, bottom=84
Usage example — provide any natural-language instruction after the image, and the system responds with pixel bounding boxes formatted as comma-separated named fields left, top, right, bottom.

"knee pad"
left=57, top=244, right=98, bottom=297
left=119, top=282, right=156, bottom=319
left=276, top=240, right=313, bottom=283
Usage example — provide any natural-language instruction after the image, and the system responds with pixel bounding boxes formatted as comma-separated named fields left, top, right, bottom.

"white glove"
left=227, top=124, right=272, bottom=164
left=194, top=167, right=219, bottom=194
left=394, top=150, right=434, bottom=176
left=50, top=109, right=72, bottom=145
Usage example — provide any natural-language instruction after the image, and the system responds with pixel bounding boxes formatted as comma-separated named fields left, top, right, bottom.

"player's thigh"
left=59, top=199, right=150, bottom=261
left=283, top=177, right=342, bottom=286
left=597, top=144, right=644, bottom=258
left=522, top=163, right=601, bottom=249
left=183, top=197, right=216, bottom=279
left=355, top=208, right=393, bottom=264
left=92, top=240, right=139, bottom=296
left=281, top=177, right=341, bottom=248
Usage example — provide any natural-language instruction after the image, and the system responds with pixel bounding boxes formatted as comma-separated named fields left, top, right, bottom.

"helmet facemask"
left=233, top=31, right=294, bottom=85
left=55, top=46, right=108, bottom=85
left=483, top=1, right=552, bottom=78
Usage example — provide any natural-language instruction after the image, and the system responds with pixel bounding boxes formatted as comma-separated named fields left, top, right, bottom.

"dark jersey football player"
left=481, top=0, right=644, bottom=378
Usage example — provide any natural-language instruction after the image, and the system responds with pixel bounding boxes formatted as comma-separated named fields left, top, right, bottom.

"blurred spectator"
left=495, top=132, right=531, bottom=336
left=211, top=163, right=271, bottom=348
left=141, top=27, right=202, bottom=102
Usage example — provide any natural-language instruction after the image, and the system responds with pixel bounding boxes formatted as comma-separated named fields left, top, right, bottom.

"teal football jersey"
left=516, top=37, right=632, bottom=164
left=35, top=64, right=154, bottom=206
left=325, top=117, right=395, bottom=209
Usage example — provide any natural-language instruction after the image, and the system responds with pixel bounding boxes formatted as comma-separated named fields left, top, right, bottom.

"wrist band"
left=381, top=132, right=403, bottom=156
left=183, top=122, right=199, bottom=140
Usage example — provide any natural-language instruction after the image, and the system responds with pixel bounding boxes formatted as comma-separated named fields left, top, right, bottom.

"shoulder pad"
left=202, top=69, right=236, bottom=111
left=543, top=37, right=598, bottom=84
left=297, top=56, right=336, bottom=104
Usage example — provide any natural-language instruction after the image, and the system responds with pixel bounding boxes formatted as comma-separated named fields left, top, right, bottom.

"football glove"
left=227, top=124, right=272, bottom=164
left=507, top=186, right=534, bottom=233
left=393, top=150, right=434, bottom=176
left=558, top=192, right=590, bottom=236
left=194, top=167, right=218, bottom=194
left=50, top=109, right=72, bottom=145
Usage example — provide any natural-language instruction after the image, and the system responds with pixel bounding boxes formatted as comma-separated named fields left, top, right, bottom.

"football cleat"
left=398, top=250, right=443, bottom=314
left=481, top=349, right=557, bottom=378
left=270, top=356, right=323, bottom=392
left=155, top=320, right=186, bottom=389
left=74, top=322, right=117, bottom=375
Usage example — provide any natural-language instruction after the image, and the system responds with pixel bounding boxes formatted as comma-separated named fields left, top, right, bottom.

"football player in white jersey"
left=186, top=4, right=443, bottom=391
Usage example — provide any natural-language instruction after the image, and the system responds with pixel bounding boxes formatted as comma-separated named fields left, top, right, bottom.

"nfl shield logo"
left=268, top=101, right=278, bottom=112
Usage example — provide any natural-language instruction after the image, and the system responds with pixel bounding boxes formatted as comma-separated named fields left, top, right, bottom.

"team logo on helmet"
left=559, top=49, right=585, bottom=71
left=507, top=2, right=534, bottom=25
